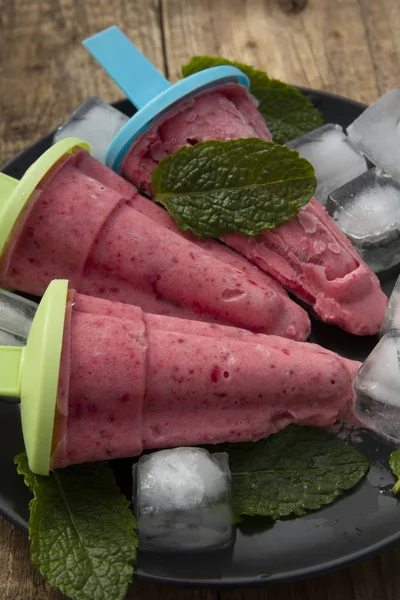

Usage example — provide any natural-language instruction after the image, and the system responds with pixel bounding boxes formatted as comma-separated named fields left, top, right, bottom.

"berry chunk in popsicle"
left=0, top=139, right=310, bottom=340
left=0, top=280, right=360, bottom=475
left=82, top=27, right=387, bottom=336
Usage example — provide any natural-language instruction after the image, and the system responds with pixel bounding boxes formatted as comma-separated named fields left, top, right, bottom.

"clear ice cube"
left=0, top=290, right=37, bottom=346
left=382, top=274, right=400, bottom=334
left=354, top=331, right=400, bottom=442
left=326, top=167, right=400, bottom=273
left=133, top=447, right=233, bottom=552
left=347, top=88, right=400, bottom=182
left=286, top=123, right=368, bottom=205
left=54, top=97, right=129, bottom=164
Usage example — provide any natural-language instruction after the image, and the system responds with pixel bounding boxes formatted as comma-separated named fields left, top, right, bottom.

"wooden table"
left=1, top=0, right=400, bottom=598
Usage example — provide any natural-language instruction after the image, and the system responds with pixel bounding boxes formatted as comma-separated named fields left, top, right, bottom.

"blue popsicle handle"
left=83, top=26, right=171, bottom=109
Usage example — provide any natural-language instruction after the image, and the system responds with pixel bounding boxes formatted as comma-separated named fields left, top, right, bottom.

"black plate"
left=1, top=90, right=400, bottom=588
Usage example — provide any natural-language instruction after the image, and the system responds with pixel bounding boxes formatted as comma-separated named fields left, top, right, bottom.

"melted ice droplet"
left=298, top=209, right=318, bottom=234
left=313, top=240, right=326, bottom=255
left=221, top=288, right=246, bottom=301
left=285, top=324, right=297, bottom=338
left=185, top=111, right=198, bottom=123
left=328, top=242, right=341, bottom=255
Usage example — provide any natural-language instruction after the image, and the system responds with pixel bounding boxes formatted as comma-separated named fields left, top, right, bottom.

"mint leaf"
left=182, top=56, right=324, bottom=144
left=15, top=453, right=138, bottom=600
left=210, top=426, right=369, bottom=520
left=152, top=139, right=316, bottom=238
left=389, top=449, right=400, bottom=495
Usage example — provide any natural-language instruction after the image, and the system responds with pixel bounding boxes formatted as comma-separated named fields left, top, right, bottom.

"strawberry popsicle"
left=51, top=289, right=360, bottom=469
left=119, top=83, right=387, bottom=335
left=121, top=83, right=272, bottom=195
left=0, top=142, right=310, bottom=339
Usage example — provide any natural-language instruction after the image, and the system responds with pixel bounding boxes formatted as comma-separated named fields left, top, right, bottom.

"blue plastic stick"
left=83, top=26, right=171, bottom=109
left=83, top=26, right=250, bottom=171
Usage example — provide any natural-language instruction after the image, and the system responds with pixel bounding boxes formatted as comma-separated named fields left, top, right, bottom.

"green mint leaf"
left=15, top=453, right=138, bottom=600
left=181, top=56, right=324, bottom=144
left=210, top=426, right=369, bottom=520
left=389, top=448, right=400, bottom=495
left=152, top=139, right=316, bottom=238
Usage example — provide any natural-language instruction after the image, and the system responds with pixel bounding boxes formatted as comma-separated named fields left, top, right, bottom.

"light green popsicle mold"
left=0, top=280, right=69, bottom=475
left=0, top=137, right=91, bottom=256
left=0, top=138, right=92, bottom=474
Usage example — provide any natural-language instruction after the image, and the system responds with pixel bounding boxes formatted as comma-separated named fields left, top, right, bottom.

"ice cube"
left=326, top=167, right=400, bottom=273
left=133, top=447, right=233, bottom=552
left=347, top=89, right=400, bottom=182
left=286, top=124, right=368, bottom=205
left=354, top=331, right=400, bottom=441
left=382, top=274, right=400, bottom=334
left=0, top=290, right=37, bottom=346
left=54, top=97, right=129, bottom=164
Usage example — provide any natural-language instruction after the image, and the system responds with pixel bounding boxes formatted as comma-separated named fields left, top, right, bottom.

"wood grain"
left=0, top=0, right=165, bottom=164
left=0, top=517, right=219, bottom=599
left=2, top=0, right=400, bottom=599
left=161, top=0, right=400, bottom=103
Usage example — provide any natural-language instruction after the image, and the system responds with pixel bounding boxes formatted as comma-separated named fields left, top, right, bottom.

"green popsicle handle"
left=0, top=280, right=69, bottom=475
left=0, top=345, right=23, bottom=397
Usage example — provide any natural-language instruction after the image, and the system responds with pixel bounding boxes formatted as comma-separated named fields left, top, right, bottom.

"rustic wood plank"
left=0, top=517, right=64, bottom=600
left=0, top=516, right=219, bottom=600
left=161, top=0, right=400, bottom=104
left=0, top=0, right=165, bottom=165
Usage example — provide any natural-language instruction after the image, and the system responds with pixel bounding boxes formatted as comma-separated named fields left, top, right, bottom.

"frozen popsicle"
left=0, top=280, right=360, bottom=475
left=0, top=138, right=310, bottom=340
left=83, top=27, right=387, bottom=336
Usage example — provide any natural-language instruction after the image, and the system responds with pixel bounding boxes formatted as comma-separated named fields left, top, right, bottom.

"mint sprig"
left=181, top=56, right=324, bottom=144
left=15, top=453, right=138, bottom=600
left=211, top=426, right=369, bottom=520
left=389, top=448, right=400, bottom=495
left=152, top=138, right=316, bottom=238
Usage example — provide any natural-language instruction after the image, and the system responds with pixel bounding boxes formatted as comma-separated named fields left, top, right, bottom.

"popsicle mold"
left=0, top=280, right=68, bottom=475
left=0, top=280, right=361, bottom=476
left=83, top=26, right=250, bottom=171
left=0, top=138, right=90, bottom=256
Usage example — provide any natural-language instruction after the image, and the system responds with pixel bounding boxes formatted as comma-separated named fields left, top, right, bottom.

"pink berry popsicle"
left=224, top=198, right=385, bottom=336
left=77, top=149, right=296, bottom=318
left=118, top=83, right=387, bottom=336
left=82, top=27, right=387, bottom=334
left=121, top=83, right=272, bottom=195
left=51, top=290, right=360, bottom=469
left=0, top=144, right=310, bottom=340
